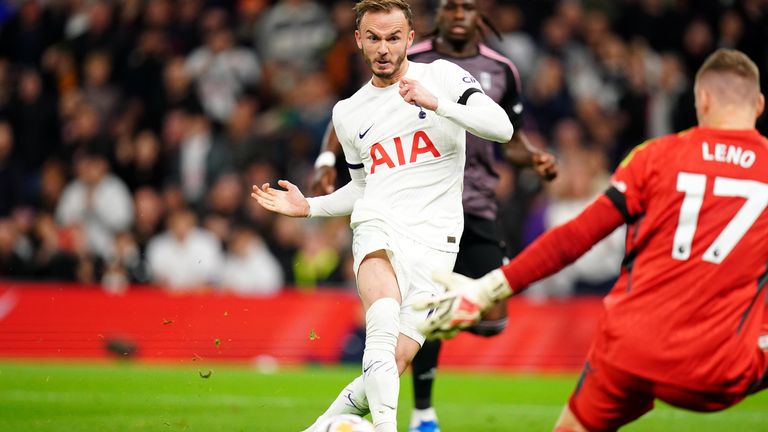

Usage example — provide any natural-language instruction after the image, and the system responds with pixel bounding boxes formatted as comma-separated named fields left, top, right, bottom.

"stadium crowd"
left=0, top=0, right=765, bottom=296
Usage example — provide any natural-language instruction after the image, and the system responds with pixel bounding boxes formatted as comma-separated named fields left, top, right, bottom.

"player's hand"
left=310, top=166, right=337, bottom=196
left=399, top=78, right=438, bottom=111
left=532, top=151, right=558, bottom=181
left=415, top=269, right=512, bottom=338
left=251, top=180, right=310, bottom=217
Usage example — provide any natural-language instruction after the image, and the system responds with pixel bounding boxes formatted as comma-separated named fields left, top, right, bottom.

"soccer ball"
left=315, top=414, right=375, bottom=431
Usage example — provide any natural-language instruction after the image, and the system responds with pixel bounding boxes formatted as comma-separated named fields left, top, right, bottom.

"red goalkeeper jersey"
left=502, top=126, right=768, bottom=393
left=595, top=127, right=768, bottom=392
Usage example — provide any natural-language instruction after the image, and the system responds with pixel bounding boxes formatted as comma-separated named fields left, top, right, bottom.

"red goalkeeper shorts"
left=568, top=349, right=768, bottom=432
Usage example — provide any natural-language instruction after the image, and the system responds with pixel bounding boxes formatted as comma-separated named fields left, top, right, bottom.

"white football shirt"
left=333, top=60, right=484, bottom=252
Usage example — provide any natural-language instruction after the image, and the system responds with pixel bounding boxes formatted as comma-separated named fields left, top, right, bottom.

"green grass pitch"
left=1, top=360, right=766, bottom=431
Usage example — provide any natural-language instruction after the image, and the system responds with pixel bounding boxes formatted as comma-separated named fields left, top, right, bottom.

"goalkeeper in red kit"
left=417, top=48, right=768, bottom=432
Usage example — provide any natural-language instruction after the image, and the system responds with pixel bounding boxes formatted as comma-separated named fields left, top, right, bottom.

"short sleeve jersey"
left=409, top=41, right=523, bottom=220
left=597, top=126, right=768, bottom=391
left=332, top=60, right=483, bottom=252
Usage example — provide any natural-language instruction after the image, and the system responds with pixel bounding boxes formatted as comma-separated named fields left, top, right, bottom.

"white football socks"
left=304, top=375, right=369, bottom=431
left=303, top=298, right=402, bottom=432
left=363, top=298, right=400, bottom=432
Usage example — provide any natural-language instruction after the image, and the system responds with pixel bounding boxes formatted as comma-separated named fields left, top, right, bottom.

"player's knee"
left=555, top=405, right=590, bottom=432
left=395, top=353, right=411, bottom=375
left=394, top=337, right=423, bottom=375
left=466, top=317, right=508, bottom=337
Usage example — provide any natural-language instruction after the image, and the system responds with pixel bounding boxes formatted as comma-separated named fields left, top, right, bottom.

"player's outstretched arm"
left=416, top=194, right=626, bottom=338
left=251, top=180, right=310, bottom=217
left=310, top=122, right=342, bottom=196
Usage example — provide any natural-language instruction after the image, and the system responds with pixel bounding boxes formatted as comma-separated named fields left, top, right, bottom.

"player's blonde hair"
left=353, top=0, right=414, bottom=30
left=695, top=49, right=761, bottom=103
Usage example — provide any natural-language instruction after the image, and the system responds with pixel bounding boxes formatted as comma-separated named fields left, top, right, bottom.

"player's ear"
left=694, top=85, right=710, bottom=120
left=407, top=29, right=415, bottom=48
left=755, top=92, right=765, bottom=119
left=355, top=30, right=363, bottom=50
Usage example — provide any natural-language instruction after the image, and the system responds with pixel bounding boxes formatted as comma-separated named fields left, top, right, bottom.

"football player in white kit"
left=251, top=0, right=513, bottom=430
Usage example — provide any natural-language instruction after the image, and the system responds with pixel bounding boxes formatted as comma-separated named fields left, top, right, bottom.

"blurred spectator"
left=737, top=0, right=768, bottom=94
left=41, top=45, right=79, bottom=98
left=8, top=68, right=60, bottom=178
left=220, top=96, right=270, bottom=168
left=67, top=0, right=118, bottom=68
left=324, top=0, right=369, bottom=98
left=28, top=214, right=103, bottom=283
left=203, top=213, right=231, bottom=245
left=616, top=0, right=682, bottom=53
left=186, top=18, right=261, bottom=124
left=205, top=173, right=244, bottom=218
left=0, top=120, right=23, bottom=216
left=171, top=0, right=204, bottom=55
left=103, top=230, right=145, bottom=290
left=37, top=160, right=67, bottom=213
left=220, top=225, right=284, bottom=295
left=160, top=182, right=186, bottom=215
left=60, top=223, right=104, bottom=284
left=143, top=56, right=202, bottom=132
left=580, top=9, right=611, bottom=55
left=255, top=0, right=334, bottom=73
left=80, top=50, right=120, bottom=131
left=266, top=215, right=303, bottom=284
left=160, top=108, right=188, bottom=153
left=122, top=29, right=170, bottom=129
left=114, top=129, right=167, bottom=192
left=132, top=186, right=165, bottom=254
left=167, top=110, right=233, bottom=207
left=615, top=43, right=650, bottom=164
left=28, top=212, right=72, bottom=280
left=680, top=18, right=714, bottom=76
left=717, top=9, right=744, bottom=50
left=287, top=71, right=336, bottom=152
left=0, top=218, right=26, bottom=278
left=55, top=146, right=134, bottom=259
left=60, top=101, right=110, bottom=166
left=526, top=56, right=574, bottom=138
left=292, top=222, right=340, bottom=289
left=490, top=3, right=537, bottom=81
left=0, top=59, right=11, bottom=112
left=145, top=207, right=222, bottom=291
left=144, top=0, right=174, bottom=29
left=647, top=52, right=687, bottom=139
left=0, top=0, right=62, bottom=66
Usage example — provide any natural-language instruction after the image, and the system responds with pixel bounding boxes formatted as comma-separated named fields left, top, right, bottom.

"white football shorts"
left=352, top=220, right=457, bottom=346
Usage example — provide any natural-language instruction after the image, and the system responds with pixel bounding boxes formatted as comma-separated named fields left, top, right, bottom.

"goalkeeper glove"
left=415, top=269, right=512, bottom=339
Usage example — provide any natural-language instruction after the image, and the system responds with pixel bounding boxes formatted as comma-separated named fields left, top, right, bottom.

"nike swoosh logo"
left=358, top=124, right=373, bottom=139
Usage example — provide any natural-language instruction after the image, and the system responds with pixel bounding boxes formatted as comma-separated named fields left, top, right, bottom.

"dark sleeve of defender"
left=498, top=62, right=524, bottom=131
